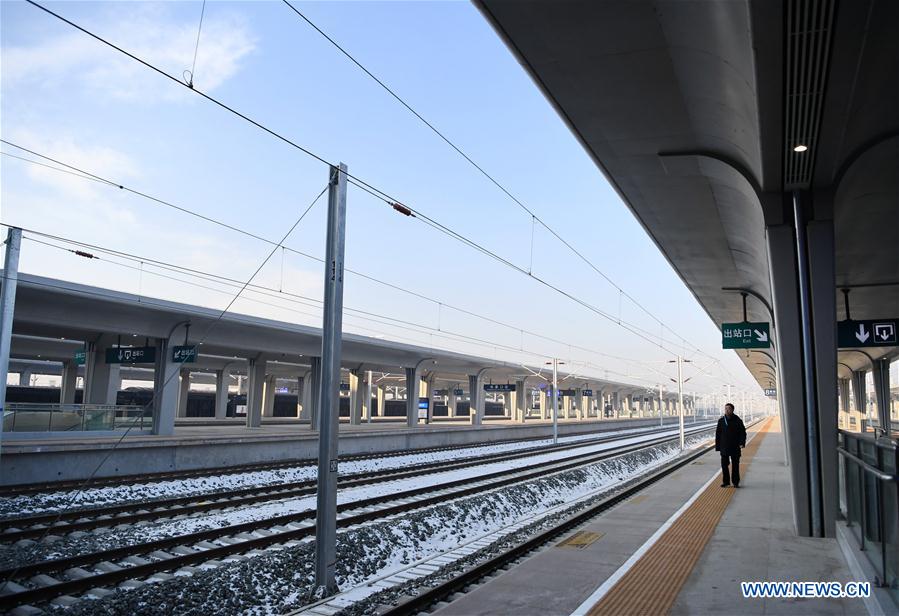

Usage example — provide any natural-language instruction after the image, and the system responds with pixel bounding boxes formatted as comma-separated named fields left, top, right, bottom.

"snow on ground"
left=0, top=424, right=697, bottom=518
left=0, top=424, right=709, bottom=569
left=52, top=429, right=714, bottom=616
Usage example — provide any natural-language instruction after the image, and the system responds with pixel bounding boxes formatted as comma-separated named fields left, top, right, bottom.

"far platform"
left=0, top=415, right=700, bottom=486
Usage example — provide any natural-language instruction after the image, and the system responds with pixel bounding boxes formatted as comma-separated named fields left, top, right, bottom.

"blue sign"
left=339, top=383, right=350, bottom=391
left=484, top=384, right=516, bottom=392
left=582, top=389, right=593, bottom=397
left=417, top=397, right=430, bottom=420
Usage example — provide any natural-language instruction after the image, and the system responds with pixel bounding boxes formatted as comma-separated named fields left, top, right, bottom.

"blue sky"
left=1, top=0, right=760, bottom=395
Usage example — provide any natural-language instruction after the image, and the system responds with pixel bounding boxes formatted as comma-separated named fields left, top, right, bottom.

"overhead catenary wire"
left=280, top=0, right=708, bottom=357
left=11, top=226, right=667, bottom=386
left=0, top=144, right=680, bottom=368
left=19, top=0, right=723, bottom=365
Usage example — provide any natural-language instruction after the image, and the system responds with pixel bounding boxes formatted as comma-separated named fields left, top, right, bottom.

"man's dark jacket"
left=715, top=413, right=746, bottom=455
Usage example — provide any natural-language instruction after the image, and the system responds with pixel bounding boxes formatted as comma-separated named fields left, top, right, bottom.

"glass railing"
left=838, top=430, right=898, bottom=606
left=2, top=403, right=152, bottom=433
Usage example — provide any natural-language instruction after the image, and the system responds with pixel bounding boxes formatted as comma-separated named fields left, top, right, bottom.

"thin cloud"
left=2, top=5, right=255, bottom=103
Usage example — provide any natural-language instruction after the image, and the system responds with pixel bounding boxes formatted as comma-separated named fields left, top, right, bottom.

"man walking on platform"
left=715, top=403, right=746, bottom=487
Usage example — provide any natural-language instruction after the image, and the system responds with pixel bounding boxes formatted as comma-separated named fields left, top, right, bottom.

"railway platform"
left=0, top=416, right=687, bottom=486
left=432, top=417, right=891, bottom=616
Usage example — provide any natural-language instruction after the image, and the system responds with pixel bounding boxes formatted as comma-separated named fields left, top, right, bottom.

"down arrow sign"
left=754, top=329, right=768, bottom=343
left=855, top=323, right=870, bottom=343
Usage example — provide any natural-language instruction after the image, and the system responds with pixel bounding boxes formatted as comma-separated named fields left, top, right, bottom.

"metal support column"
left=0, top=227, right=22, bottom=454
left=871, top=359, right=891, bottom=437
left=311, top=162, right=347, bottom=598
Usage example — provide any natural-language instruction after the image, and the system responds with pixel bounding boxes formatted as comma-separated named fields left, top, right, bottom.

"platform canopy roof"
left=3, top=273, right=649, bottom=394
left=477, top=0, right=899, bottom=387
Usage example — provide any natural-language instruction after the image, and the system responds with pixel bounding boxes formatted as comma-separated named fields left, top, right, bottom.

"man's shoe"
left=720, top=483, right=730, bottom=487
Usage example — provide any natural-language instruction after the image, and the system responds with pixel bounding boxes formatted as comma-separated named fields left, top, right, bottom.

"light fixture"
left=793, top=144, right=808, bottom=152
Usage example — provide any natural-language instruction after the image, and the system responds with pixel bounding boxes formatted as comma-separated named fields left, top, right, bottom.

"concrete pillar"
left=246, top=358, right=265, bottom=428
left=83, top=339, right=121, bottom=405
left=538, top=389, right=547, bottom=419
left=59, top=361, right=77, bottom=405
left=376, top=384, right=385, bottom=418
left=262, top=374, right=277, bottom=417
left=349, top=369, right=363, bottom=425
left=17, top=368, right=32, bottom=387
left=468, top=373, right=484, bottom=426
left=176, top=368, right=191, bottom=418
left=562, top=392, right=571, bottom=419
left=516, top=380, right=526, bottom=423
left=838, top=378, right=851, bottom=414
left=503, top=391, right=514, bottom=418
left=296, top=375, right=306, bottom=419
left=299, top=373, right=311, bottom=419
left=152, top=336, right=179, bottom=436
left=405, top=367, right=419, bottom=427
left=214, top=369, right=229, bottom=419
left=872, top=359, right=892, bottom=436
left=767, top=214, right=838, bottom=537
left=448, top=385, right=458, bottom=418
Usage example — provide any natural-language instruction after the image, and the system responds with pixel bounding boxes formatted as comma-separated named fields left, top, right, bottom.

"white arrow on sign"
left=754, top=329, right=768, bottom=343
left=855, top=323, right=869, bottom=343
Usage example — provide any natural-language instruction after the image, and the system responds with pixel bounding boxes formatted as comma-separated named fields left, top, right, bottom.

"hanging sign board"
left=559, top=388, right=577, bottom=397
left=837, top=319, right=897, bottom=348
left=339, top=383, right=350, bottom=392
left=764, top=388, right=777, bottom=397
left=172, top=345, right=197, bottom=363
left=722, top=322, right=770, bottom=349
left=582, top=389, right=593, bottom=397
left=433, top=389, right=449, bottom=396
left=74, top=350, right=86, bottom=366
left=105, top=346, right=156, bottom=364
left=484, top=384, right=516, bottom=392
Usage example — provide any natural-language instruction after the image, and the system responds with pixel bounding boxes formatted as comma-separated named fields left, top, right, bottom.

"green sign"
left=837, top=319, right=897, bottom=348
left=74, top=350, right=86, bottom=366
left=172, top=345, right=197, bottom=363
left=722, top=322, right=770, bottom=349
left=105, top=346, right=156, bottom=364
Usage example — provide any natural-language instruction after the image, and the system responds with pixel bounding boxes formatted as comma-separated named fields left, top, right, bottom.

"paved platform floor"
left=434, top=418, right=866, bottom=616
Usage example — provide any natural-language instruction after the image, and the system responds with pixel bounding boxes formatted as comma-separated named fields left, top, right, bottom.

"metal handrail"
left=837, top=447, right=896, bottom=482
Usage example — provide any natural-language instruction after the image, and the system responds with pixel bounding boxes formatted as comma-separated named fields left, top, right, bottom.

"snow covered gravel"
left=49, top=429, right=714, bottom=616
left=0, top=424, right=684, bottom=518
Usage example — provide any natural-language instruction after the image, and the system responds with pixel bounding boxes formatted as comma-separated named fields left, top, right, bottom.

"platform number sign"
left=764, top=388, right=777, bottom=397
left=837, top=319, right=898, bottom=348
left=582, top=390, right=593, bottom=397
left=172, top=345, right=197, bottom=363
left=722, top=322, right=770, bottom=349
left=74, top=350, right=86, bottom=366
left=483, top=384, right=516, bottom=392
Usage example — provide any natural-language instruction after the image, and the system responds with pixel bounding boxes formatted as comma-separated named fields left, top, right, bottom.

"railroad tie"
left=587, top=417, right=773, bottom=616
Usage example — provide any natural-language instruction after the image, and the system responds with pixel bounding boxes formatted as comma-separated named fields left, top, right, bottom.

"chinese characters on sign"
left=722, top=322, right=770, bottom=349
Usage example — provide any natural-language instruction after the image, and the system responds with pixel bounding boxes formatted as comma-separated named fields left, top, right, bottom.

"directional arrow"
left=754, top=329, right=768, bottom=343
left=855, top=323, right=869, bottom=343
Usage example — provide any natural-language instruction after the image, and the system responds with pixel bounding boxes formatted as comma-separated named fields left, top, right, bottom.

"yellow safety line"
left=587, top=417, right=774, bottom=616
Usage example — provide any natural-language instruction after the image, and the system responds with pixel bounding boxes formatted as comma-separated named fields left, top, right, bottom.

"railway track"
left=0, top=423, right=712, bottom=542
left=0, top=420, right=686, bottom=497
left=0, top=425, right=714, bottom=612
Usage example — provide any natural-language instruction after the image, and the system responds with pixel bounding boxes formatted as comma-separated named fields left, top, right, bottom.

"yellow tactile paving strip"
left=587, top=417, right=774, bottom=616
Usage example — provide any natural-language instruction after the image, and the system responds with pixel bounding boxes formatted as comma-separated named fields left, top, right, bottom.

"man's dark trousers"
left=721, top=452, right=740, bottom=486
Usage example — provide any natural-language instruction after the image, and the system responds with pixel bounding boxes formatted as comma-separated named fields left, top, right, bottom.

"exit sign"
left=722, top=322, right=770, bottom=349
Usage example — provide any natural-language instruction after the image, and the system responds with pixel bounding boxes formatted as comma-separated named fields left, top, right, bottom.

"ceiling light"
left=793, top=144, right=808, bottom=152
